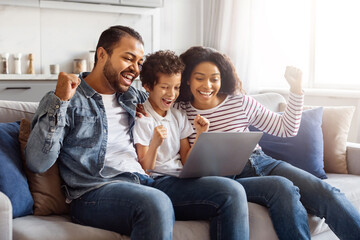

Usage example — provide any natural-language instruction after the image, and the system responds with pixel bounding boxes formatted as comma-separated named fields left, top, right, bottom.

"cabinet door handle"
left=5, top=87, right=31, bottom=90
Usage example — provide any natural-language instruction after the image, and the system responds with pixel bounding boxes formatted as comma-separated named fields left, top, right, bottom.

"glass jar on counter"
left=1, top=53, right=9, bottom=74
left=73, top=59, right=87, bottom=74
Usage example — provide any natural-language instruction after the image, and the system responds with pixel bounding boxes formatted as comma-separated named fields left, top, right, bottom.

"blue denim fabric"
left=70, top=173, right=249, bottom=240
left=70, top=174, right=174, bottom=240
left=153, top=175, right=249, bottom=240
left=25, top=72, right=148, bottom=199
left=236, top=149, right=360, bottom=240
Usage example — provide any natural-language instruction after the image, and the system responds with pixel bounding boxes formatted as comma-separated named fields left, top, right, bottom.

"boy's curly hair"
left=140, top=50, right=185, bottom=90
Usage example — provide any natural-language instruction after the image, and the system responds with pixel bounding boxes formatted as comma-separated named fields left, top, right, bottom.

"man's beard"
left=103, top=59, right=130, bottom=93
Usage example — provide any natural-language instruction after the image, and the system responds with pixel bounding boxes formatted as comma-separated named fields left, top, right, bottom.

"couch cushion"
left=250, top=107, right=327, bottom=179
left=0, top=100, right=38, bottom=123
left=248, top=201, right=334, bottom=238
left=318, top=107, right=355, bottom=174
left=13, top=215, right=211, bottom=240
left=19, top=119, right=69, bottom=216
left=12, top=203, right=339, bottom=240
left=324, top=173, right=360, bottom=212
left=13, top=215, right=127, bottom=240
left=248, top=203, right=278, bottom=240
left=0, top=122, right=34, bottom=218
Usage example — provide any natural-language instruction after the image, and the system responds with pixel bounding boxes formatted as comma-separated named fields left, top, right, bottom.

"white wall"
left=0, top=0, right=202, bottom=74
left=159, top=0, right=203, bottom=54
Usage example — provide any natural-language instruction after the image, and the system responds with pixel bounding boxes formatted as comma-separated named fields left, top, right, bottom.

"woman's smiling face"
left=189, top=61, right=222, bottom=109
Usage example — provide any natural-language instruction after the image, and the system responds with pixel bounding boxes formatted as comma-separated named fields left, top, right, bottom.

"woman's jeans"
left=236, top=149, right=360, bottom=240
left=70, top=173, right=248, bottom=240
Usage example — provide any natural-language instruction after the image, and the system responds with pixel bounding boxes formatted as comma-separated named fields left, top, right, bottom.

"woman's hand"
left=284, top=66, right=303, bottom=95
left=194, top=114, right=210, bottom=135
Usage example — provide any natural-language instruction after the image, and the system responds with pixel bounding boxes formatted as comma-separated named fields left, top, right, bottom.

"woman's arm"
left=247, top=66, right=304, bottom=137
left=284, top=66, right=303, bottom=95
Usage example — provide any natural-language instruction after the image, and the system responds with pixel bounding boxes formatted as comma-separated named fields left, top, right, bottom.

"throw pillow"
left=280, top=104, right=355, bottom=174
left=19, top=118, right=69, bottom=216
left=319, top=106, right=355, bottom=173
left=0, top=121, right=34, bottom=218
left=249, top=107, right=327, bottom=179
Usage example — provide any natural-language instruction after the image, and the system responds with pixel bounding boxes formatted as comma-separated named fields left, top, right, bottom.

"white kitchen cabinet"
left=0, top=78, right=57, bottom=102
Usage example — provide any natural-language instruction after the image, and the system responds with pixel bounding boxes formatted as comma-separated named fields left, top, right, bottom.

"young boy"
left=133, top=50, right=209, bottom=175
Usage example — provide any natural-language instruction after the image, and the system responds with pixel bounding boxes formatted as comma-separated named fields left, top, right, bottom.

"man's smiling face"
left=103, top=36, right=144, bottom=93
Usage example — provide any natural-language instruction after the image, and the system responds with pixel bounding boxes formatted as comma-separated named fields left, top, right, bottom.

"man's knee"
left=138, top=188, right=174, bottom=221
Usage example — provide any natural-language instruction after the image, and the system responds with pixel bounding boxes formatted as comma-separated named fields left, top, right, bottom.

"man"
left=25, top=25, right=248, bottom=240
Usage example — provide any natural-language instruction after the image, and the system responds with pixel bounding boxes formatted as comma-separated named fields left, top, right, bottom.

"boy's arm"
left=136, top=125, right=167, bottom=173
left=179, top=138, right=191, bottom=165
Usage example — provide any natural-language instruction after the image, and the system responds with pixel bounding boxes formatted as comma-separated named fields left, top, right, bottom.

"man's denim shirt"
left=25, top=72, right=148, bottom=200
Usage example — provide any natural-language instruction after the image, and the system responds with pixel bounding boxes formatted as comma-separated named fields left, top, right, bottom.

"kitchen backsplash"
left=0, top=4, right=153, bottom=75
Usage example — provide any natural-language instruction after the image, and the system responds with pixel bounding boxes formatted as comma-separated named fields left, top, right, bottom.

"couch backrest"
left=0, top=92, right=287, bottom=123
left=251, top=93, right=286, bottom=112
left=0, top=100, right=39, bottom=123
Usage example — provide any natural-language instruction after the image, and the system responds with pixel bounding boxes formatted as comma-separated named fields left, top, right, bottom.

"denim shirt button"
left=50, top=127, right=55, bottom=132
left=55, top=105, right=60, bottom=109
left=103, top=129, right=107, bottom=133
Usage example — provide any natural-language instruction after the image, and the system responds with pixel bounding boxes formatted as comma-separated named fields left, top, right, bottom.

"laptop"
left=148, top=131, right=263, bottom=178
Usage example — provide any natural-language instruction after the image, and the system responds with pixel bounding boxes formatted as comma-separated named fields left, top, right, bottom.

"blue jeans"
left=70, top=173, right=248, bottom=240
left=236, top=150, right=360, bottom=240
left=153, top=175, right=248, bottom=239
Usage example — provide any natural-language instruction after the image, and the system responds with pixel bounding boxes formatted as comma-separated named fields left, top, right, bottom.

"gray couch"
left=1, top=92, right=360, bottom=240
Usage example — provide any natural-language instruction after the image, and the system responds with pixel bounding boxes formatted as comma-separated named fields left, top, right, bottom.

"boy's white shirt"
left=100, top=93, right=146, bottom=177
left=133, top=100, right=194, bottom=175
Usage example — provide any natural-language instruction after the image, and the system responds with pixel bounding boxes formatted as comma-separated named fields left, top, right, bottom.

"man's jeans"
left=70, top=173, right=249, bottom=240
left=236, top=149, right=360, bottom=240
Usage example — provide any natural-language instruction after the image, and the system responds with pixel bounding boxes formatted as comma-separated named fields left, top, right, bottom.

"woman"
left=175, top=46, right=360, bottom=240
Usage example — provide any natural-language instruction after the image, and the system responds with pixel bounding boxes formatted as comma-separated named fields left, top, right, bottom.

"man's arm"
left=25, top=72, right=80, bottom=173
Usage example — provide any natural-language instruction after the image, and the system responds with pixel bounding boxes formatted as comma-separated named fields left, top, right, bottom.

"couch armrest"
left=347, top=142, right=360, bottom=175
left=0, top=191, right=12, bottom=240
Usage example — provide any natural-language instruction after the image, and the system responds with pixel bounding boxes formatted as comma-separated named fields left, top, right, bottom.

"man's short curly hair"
left=140, top=50, right=185, bottom=90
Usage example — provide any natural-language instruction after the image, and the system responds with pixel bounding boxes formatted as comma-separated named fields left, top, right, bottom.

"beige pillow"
left=19, top=118, right=69, bottom=216
left=316, top=106, right=355, bottom=173
left=280, top=104, right=355, bottom=173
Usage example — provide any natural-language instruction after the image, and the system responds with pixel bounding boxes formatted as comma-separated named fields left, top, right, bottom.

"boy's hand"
left=55, top=72, right=81, bottom=101
left=194, top=114, right=210, bottom=134
left=284, top=66, right=303, bottom=95
left=136, top=104, right=149, bottom=118
left=151, top=125, right=167, bottom=147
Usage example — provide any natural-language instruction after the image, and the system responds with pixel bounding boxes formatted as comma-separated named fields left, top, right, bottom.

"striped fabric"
left=175, top=93, right=304, bottom=145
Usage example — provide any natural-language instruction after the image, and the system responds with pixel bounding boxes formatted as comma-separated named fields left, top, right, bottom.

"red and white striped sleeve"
left=245, top=92, right=304, bottom=137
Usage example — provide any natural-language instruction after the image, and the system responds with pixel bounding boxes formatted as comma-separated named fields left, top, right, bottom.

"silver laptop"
left=148, top=131, right=263, bottom=178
